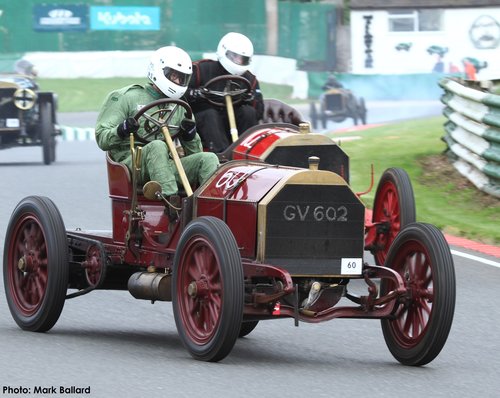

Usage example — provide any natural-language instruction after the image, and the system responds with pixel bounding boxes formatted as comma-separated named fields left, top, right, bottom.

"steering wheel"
left=132, top=98, right=193, bottom=144
left=199, top=75, right=252, bottom=107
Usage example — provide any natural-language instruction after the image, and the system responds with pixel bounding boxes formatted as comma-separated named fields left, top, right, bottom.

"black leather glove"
left=117, top=117, right=139, bottom=139
left=242, top=91, right=255, bottom=103
left=189, top=88, right=201, bottom=99
left=179, top=118, right=196, bottom=141
left=185, top=88, right=208, bottom=102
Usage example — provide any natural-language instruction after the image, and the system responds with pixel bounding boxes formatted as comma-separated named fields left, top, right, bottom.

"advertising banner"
left=90, top=6, right=160, bottom=31
left=33, top=4, right=88, bottom=32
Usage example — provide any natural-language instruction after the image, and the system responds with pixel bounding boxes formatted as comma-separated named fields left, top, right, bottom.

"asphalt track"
left=0, top=141, right=499, bottom=398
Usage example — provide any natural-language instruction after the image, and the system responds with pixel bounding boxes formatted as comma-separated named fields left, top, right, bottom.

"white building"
left=350, top=0, right=500, bottom=79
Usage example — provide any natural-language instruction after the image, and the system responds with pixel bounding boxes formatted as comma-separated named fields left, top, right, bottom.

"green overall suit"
left=95, top=83, right=219, bottom=196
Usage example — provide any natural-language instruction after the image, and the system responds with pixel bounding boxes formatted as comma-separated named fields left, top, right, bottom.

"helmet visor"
left=163, top=67, right=191, bottom=87
left=226, top=50, right=251, bottom=66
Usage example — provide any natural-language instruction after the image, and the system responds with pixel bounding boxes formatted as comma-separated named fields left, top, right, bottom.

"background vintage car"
left=309, top=75, right=368, bottom=129
left=0, top=73, right=59, bottom=165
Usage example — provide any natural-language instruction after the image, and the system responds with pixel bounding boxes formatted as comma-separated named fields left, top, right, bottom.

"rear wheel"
left=3, top=196, right=68, bottom=332
left=319, top=100, right=328, bottom=129
left=346, top=95, right=358, bottom=125
left=309, top=102, right=318, bottom=129
left=358, top=97, right=367, bottom=125
left=372, top=168, right=416, bottom=265
left=380, top=223, right=456, bottom=366
left=40, top=101, right=56, bottom=165
left=173, top=216, right=244, bottom=362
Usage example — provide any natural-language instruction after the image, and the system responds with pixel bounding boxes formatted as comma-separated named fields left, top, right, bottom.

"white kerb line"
left=451, top=249, right=500, bottom=268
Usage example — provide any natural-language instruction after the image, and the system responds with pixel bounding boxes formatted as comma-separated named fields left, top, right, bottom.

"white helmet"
left=147, top=46, right=192, bottom=99
left=216, top=32, right=253, bottom=75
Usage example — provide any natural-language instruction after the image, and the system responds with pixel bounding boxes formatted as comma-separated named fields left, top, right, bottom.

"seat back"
left=106, top=152, right=133, bottom=199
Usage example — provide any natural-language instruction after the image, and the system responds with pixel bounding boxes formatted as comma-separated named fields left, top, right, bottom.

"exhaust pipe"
left=128, top=272, right=172, bottom=302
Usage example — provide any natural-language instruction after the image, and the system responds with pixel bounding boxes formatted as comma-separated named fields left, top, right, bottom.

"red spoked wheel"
left=380, top=223, right=456, bottom=366
left=3, top=196, right=68, bottom=332
left=372, top=168, right=416, bottom=265
left=84, top=244, right=106, bottom=288
left=173, top=216, right=244, bottom=362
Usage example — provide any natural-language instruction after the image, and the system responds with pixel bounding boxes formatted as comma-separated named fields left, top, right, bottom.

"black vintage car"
left=310, top=86, right=367, bottom=130
left=0, top=74, right=59, bottom=165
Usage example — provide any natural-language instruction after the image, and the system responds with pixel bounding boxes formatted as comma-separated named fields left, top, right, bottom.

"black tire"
left=352, top=114, right=359, bottom=126
left=372, top=168, right=416, bottom=266
left=239, top=321, right=259, bottom=338
left=40, top=101, right=56, bottom=165
left=172, top=216, right=244, bottom=362
left=3, top=196, right=68, bottom=332
left=358, top=97, right=367, bottom=125
left=309, top=102, right=318, bottom=129
left=380, top=223, right=456, bottom=366
left=319, top=100, right=328, bottom=129
left=347, top=96, right=358, bottom=125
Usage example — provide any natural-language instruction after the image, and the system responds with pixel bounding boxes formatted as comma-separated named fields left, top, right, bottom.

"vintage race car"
left=3, top=98, right=456, bottom=365
left=0, top=73, right=59, bottom=164
left=310, top=87, right=367, bottom=129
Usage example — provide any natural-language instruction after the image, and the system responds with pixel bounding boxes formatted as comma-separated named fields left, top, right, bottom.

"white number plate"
left=6, top=118, right=20, bottom=128
left=341, top=258, right=362, bottom=275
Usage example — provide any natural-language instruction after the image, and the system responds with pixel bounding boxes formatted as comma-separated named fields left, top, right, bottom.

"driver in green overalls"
left=95, top=46, right=219, bottom=199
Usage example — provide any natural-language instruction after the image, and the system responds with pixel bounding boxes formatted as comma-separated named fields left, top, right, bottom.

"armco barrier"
left=439, top=78, right=500, bottom=198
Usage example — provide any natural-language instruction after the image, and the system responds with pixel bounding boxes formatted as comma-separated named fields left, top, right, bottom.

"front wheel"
left=3, top=196, right=68, bottom=332
left=380, top=223, right=456, bottom=366
left=172, top=216, right=244, bottom=362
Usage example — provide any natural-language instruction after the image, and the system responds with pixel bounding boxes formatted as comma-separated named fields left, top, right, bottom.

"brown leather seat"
left=260, top=98, right=304, bottom=126
left=106, top=152, right=133, bottom=198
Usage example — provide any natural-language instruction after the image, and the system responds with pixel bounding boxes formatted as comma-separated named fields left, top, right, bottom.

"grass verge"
left=37, top=78, right=298, bottom=112
left=332, top=117, right=499, bottom=245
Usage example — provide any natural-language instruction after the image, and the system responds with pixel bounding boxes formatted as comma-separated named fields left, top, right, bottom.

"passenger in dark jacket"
left=185, top=32, right=264, bottom=152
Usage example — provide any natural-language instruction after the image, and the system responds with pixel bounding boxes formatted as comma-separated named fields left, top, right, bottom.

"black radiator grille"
left=325, top=93, right=342, bottom=110
left=0, top=88, right=18, bottom=120
left=264, top=184, right=364, bottom=275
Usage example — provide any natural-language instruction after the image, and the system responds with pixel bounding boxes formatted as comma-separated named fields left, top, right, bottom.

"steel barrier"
left=439, top=78, right=500, bottom=198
